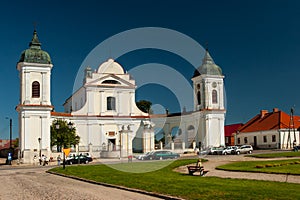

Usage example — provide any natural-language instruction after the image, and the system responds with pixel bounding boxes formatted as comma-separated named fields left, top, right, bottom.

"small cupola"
left=193, top=49, right=222, bottom=77
left=19, top=30, right=52, bottom=64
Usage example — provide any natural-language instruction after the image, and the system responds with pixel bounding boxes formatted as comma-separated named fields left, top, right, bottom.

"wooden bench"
left=187, top=166, right=208, bottom=176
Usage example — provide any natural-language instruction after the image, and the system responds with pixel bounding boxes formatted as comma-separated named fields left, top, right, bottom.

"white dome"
left=97, top=59, right=125, bottom=74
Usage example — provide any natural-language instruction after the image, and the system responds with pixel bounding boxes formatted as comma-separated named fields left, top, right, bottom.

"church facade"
left=16, top=30, right=226, bottom=163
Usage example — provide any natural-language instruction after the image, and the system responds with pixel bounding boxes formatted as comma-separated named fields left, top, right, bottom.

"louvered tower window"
left=32, top=81, right=40, bottom=98
left=212, top=90, right=218, bottom=104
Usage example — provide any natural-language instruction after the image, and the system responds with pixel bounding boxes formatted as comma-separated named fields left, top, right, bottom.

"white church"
left=16, top=30, right=226, bottom=164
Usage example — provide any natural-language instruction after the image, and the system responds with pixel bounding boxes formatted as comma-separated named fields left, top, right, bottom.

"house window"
left=212, top=90, right=218, bottom=104
left=272, top=135, right=276, bottom=142
left=225, top=137, right=229, bottom=143
left=32, top=81, right=40, bottom=98
left=197, top=91, right=201, bottom=105
left=107, top=97, right=116, bottom=110
left=263, top=136, right=267, bottom=143
left=244, top=137, right=248, bottom=144
left=237, top=138, right=240, bottom=144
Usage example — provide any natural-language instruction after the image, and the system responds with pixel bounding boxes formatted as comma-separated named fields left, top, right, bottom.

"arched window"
left=32, top=81, right=40, bottom=98
left=107, top=97, right=116, bottom=110
left=197, top=91, right=201, bottom=105
left=212, top=90, right=218, bottom=104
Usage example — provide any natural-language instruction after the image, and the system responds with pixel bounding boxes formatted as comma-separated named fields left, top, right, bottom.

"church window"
left=102, top=80, right=121, bottom=84
left=107, top=97, right=116, bottom=110
left=212, top=90, right=218, bottom=104
left=197, top=91, right=201, bottom=105
left=32, top=81, right=40, bottom=98
left=244, top=137, right=248, bottom=144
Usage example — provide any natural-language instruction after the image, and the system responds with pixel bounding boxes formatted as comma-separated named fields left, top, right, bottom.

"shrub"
left=265, top=164, right=274, bottom=167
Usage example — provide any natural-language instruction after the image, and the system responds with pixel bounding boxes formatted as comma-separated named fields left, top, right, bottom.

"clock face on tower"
left=212, top=82, right=217, bottom=88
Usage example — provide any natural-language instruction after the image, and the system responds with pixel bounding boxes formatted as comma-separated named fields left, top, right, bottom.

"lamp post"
left=5, top=118, right=12, bottom=149
left=55, top=121, right=65, bottom=169
left=5, top=118, right=12, bottom=165
left=38, top=137, right=41, bottom=157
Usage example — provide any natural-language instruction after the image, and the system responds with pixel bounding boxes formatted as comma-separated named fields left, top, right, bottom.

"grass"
left=217, top=159, right=300, bottom=175
left=49, top=159, right=300, bottom=200
left=246, top=151, right=300, bottom=158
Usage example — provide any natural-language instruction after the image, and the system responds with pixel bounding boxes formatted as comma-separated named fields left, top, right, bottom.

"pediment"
left=85, top=74, right=135, bottom=88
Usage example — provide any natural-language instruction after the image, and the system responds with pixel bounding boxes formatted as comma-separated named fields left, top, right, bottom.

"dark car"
left=143, top=150, right=180, bottom=160
left=65, top=155, right=91, bottom=165
left=293, top=145, right=300, bottom=152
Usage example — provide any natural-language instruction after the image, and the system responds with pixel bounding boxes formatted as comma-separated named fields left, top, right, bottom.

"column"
left=24, top=71, right=30, bottom=104
left=129, top=92, right=134, bottom=115
left=41, top=72, right=45, bottom=104
left=117, top=91, right=121, bottom=115
left=99, top=91, right=104, bottom=114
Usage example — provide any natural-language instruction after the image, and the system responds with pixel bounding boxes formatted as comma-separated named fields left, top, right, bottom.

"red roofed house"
left=224, top=123, right=243, bottom=146
left=236, top=108, right=300, bottom=149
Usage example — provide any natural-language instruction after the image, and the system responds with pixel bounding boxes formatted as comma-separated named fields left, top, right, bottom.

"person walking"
left=57, top=155, right=61, bottom=166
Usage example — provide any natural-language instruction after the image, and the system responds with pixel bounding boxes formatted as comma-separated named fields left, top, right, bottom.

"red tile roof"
left=238, top=109, right=300, bottom=133
left=225, top=123, right=243, bottom=136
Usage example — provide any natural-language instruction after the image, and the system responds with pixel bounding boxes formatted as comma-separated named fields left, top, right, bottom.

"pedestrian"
left=293, top=140, right=296, bottom=148
left=42, top=155, right=48, bottom=166
left=39, top=155, right=42, bottom=165
left=33, top=155, right=37, bottom=165
left=57, top=155, right=61, bottom=166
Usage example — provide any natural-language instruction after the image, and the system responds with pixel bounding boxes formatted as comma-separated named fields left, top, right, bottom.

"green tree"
left=50, top=119, right=80, bottom=152
left=136, top=100, right=152, bottom=113
left=12, top=138, right=19, bottom=148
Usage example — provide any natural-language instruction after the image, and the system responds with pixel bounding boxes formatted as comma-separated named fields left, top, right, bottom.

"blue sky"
left=1, top=0, right=300, bottom=138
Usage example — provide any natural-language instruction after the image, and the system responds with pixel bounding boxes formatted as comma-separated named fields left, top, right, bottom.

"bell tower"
left=192, top=49, right=225, bottom=149
left=16, top=30, right=53, bottom=163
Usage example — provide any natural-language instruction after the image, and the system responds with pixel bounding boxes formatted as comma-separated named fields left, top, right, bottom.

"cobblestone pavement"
left=0, top=165, right=163, bottom=200
left=176, top=154, right=300, bottom=184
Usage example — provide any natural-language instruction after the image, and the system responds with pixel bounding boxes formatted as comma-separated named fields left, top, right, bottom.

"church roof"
left=19, top=30, right=52, bottom=64
left=97, top=59, right=124, bottom=74
left=193, top=50, right=222, bottom=77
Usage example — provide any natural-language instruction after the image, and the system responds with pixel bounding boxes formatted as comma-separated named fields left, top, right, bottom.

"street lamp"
left=38, top=137, right=41, bottom=157
left=5, top=118, right=12, bottom=149
left=55, top=121, right=66, bottom=169
left=5, top=118, right=12, bottom=165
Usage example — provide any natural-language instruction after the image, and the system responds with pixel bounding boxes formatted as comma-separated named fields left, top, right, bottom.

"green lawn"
left=247, top=151, right=300, bottom=158
left=217, top=159, right=300, bottom=175
left=49, top=159, right=300, bottom=200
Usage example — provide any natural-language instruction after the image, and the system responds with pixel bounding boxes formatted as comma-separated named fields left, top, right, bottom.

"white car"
left=236, top=145, right=253, bottom=154
left=222, top=146, right=238, bottom=155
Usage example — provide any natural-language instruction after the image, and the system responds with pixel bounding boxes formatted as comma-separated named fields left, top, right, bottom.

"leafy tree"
left=12, top=138, right=19, bottom=148
left=136, top=100, right=153, bottom=113
left=50, top=119, right=80, bottom=152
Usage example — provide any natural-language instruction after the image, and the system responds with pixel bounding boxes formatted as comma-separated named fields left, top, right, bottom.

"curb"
left=47, top=171, right=184, bottom=200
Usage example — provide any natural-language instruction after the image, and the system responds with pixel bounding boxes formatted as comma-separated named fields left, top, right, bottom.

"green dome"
left=193, top=50, right=222, bottom=77
left=19, top=30, right=52, bottom=64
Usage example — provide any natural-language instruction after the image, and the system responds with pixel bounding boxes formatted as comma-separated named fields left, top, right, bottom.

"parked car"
left=208, top=147, right=225, bottom=155
left=222, top=146, right=238, bottom=155
left=293, top=145, right=300, bottom=152
left=235, top=145, right=253, bottom=154
left=65, top=155, right=91, bottom=165
left=143, top=150, right=180, bottom=160
left=136, top=152, right=151, bottom=160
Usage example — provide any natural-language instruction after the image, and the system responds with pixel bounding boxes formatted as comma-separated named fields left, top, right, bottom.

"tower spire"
left=29, top=29, right=41, bottom=49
